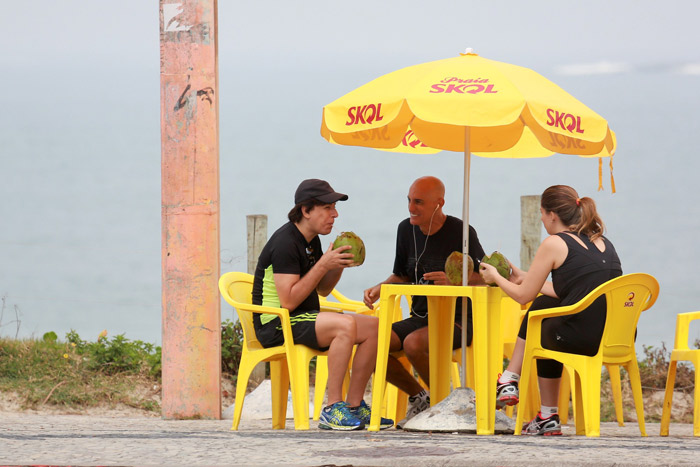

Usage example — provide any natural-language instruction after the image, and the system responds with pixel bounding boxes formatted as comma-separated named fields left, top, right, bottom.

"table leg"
left=472, top=287, right=502, bottom=435
left=427, top=296, right=457, bottom=405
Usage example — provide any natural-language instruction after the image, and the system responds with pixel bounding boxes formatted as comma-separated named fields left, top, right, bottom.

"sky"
left=1, top=1, right=700, bottom=347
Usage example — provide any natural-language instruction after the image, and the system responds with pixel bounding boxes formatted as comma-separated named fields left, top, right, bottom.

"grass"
left=0, top=321, right=244, bottom=413
left=0, top=321, right=696, bottom=424
left=0, top=332, right=161, bottom=411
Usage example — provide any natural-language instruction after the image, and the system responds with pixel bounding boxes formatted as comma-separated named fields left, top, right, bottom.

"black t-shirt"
left=392, top=215, right=485, bottom=317
left=251, top=222, right=323, bottom=329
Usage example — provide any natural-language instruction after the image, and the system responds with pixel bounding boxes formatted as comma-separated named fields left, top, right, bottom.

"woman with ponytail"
left=480, top=185, right=622, bottom=435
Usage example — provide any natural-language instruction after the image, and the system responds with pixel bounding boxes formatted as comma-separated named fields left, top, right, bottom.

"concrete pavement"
left=1, top=413, right=699, bottom=466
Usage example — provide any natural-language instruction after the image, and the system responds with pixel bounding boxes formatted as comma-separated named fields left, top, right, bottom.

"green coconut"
left=333, top=231, right=366, bottom=267
left=444, top=251, right=474, bottom=286
left=480, top=251, right=511, bottom=286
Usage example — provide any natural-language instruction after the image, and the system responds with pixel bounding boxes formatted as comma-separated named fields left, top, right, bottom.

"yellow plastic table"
left=368, top=284, right=504, bottom=434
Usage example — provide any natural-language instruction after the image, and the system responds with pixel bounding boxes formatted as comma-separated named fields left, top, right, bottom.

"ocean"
left=1, top=59, right=699, bottom=354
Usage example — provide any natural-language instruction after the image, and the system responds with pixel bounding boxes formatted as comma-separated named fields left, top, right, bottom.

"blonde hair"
left=541, top=185, right=605, bottom=241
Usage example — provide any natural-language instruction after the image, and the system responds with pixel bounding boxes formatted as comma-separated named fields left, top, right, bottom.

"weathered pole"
left=246, top=215, right=267, bottom=384
left=520, top=195, right=541, bottom=271
left=160, top=0, right=221, bottom=419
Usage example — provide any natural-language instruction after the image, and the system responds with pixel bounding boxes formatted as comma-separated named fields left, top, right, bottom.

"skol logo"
left=547, top=133, right=587, bottom=150
left=345, top=103, right=384, bottom=126
left=624, top=291, right=635, bottom=308
left=546, top=109, right=584, bottom=134
left=430, top=83, right=498, bottom=94
left=350, top=126, right=390, bottom=142
left=401, top=130, right=428, bottom=149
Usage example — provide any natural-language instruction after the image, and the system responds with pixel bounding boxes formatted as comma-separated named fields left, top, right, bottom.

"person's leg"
left=315, top=312, right=357, bottom=405
left=538, top=376, right=561, bottom=408
left=386, top=333, right=425, bottom=397
left=403, top=327, right=430, bottom=386
left=386, top=316, right=428, bottom=397
left=344, top=313, right=379, bottom=406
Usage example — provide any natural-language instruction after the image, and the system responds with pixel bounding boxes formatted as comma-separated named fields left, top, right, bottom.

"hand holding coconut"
left=331, top=231, right=366, bottom=267
left=478, top=251, right=512, bottom=286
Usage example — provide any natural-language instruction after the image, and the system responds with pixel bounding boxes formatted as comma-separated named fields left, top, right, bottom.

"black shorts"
left=254, top=311, right=328, bottom=351
left=391, top=312, right=472, bottom=350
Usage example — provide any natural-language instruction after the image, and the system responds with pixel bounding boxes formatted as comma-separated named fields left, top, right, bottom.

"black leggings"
left=517, top=295, right=603, bottom=379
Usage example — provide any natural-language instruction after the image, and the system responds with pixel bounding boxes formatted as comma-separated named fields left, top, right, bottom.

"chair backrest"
left=598, top=273, right=660, bottom=359
left=219, top=271, right=263, bottom=351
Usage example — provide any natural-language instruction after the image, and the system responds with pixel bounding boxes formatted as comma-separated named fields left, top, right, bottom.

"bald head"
left=410, top=176, right=445, bottom=200
left=408, top=176, right=446, bottom=233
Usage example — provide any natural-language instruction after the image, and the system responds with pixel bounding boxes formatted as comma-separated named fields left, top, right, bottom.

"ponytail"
left=541, top=185, right=605, bottom=241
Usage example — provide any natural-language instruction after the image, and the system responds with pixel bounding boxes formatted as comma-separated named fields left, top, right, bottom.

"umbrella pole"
left=461, top=127, right=471, bottom=388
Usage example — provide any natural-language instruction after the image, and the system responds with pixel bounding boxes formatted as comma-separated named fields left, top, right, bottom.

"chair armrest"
left=674, top=311, right=700, bottom=350
left=235, top=302, right=291, bottom=317
left=321, top=289, right=374, bottom=314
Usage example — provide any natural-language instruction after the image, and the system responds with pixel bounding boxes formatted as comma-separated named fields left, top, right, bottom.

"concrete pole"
left=246, top=215, right=267, bottom=384
left=520, top=195, right=541, bottom=271
left=160, top=0, right=221, bottom=419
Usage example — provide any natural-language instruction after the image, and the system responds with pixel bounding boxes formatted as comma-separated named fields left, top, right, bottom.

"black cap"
left=294, top=179, right=348, bottom=204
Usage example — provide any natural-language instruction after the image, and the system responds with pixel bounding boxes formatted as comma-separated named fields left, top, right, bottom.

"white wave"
left=555, top=61, right=631, bottom=76
left=677, top=63, right=700, bottom=75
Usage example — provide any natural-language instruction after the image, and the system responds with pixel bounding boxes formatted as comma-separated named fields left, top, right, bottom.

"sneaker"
left=319, top=401, right=364, bottom=431
left=522, top=412, right=562, bottom=436
left=396, top=392, right=430, bottom=429
left=350, top=400, right=394, bottom=430
left=496, top=375, right=519, bottom=408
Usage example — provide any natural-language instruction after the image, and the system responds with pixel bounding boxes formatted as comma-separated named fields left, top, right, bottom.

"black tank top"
left=550, top=232, right=623, bottom=343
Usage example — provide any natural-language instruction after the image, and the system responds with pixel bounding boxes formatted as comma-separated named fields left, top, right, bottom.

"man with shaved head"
left=363, top=176, right=486, bottom=428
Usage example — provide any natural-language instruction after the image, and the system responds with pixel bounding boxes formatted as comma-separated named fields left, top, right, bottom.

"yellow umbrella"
left=321, top=50, right=616, bottom=390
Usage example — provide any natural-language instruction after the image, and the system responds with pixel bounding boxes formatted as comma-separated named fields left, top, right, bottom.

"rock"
left=402, top=388, right=515, bottom=434
left=223, top=379, right=314, bottom=420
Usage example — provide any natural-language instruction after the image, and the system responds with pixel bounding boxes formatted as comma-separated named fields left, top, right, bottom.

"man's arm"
left=275, top=244, right=352, bottom=311
left=362, top=273, right=410, bottom=308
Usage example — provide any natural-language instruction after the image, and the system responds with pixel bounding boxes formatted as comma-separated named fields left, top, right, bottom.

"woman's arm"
left=479, top=235, right=567, bottom=305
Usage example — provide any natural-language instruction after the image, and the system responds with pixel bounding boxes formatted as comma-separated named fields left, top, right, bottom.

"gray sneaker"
left=396, top=392, right=430, bottom=429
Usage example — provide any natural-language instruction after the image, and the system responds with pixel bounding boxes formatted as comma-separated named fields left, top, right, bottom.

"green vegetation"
left=0, top=321, right=245, bottom=412
left=0, top=330, right=161, bottom=411
left=0, top=320, right=695, bottom=423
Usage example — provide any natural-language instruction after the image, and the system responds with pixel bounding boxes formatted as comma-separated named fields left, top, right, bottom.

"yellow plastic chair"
left=660, top=311, right=700, bottom=436
left=557, top=279, right=658, bottom=429
left=515, top=273, right=659, bottom=437
left=219, top=271, right=330, bottom=430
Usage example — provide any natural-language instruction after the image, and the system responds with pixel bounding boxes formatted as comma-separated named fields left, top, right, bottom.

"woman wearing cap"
left=252, top=179, right=392, bottom=431
left=479, top=185, right=622, bottom=436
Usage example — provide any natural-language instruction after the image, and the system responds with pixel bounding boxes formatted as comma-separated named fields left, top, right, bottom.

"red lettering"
left=546, top=108, right=555, bottom=126
left=554, top=111, right=565, bottom=129
left=430, top=84, right=446, bottom=93
left=484, top=84, right=497, bottom=93
left=464, top=84, right=484, bottom=94
left=375, top=103, right=383, bottom=123
left=445, top=84, right=465, bottom=93
left=575, top=116, right=584, bottom=134
left=346, top=107, right=356, bottom=126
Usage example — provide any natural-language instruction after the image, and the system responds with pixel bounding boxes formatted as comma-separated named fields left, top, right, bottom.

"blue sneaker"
left=350, top=400, right=394, bottom=430
left=319, top=401, right=364, bottom=431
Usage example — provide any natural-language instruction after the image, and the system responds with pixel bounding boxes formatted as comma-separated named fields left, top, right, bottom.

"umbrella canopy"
left=322, top=51, right=616, bottom=159
left=320, top=51, right=617, bottom=386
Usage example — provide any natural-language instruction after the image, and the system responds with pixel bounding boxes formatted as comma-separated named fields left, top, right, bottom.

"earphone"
left=434, top=204, right=440, bottom=213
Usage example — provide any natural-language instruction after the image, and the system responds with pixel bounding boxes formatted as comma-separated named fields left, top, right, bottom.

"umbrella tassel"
left=609, top=154, right=616, bottom=194
left=598, top=158, right=603, bottom=191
